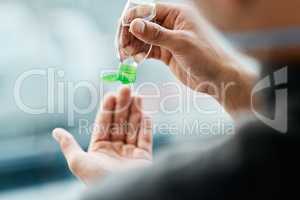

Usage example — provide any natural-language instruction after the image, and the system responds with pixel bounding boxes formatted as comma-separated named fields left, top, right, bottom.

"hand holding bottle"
left=121, top=2, right=258, bottom=117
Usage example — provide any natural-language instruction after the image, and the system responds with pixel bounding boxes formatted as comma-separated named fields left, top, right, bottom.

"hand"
left=119, top=3, right=258, bottom=117
left=53, top=87, right=152, bottom=185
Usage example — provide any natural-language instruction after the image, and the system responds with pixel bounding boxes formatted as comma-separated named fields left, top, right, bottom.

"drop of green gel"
left=102, top=73, right=119, bottom=82
left=102, top=63, right=137, bottom=84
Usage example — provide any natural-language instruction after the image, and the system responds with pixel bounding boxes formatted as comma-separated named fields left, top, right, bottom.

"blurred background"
left=0, top=0, right=232, bottom=199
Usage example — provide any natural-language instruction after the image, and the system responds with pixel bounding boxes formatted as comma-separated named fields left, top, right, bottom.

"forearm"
left=214, top=61, right=259, bottom=119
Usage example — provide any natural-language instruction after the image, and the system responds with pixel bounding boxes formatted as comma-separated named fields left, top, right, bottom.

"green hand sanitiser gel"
left=102, top=0, right=157, bottom=84
left=102, top=62, right=138, bottom=84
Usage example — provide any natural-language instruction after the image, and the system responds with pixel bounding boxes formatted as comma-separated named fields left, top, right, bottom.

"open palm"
left=53, top=87, right=152, bottom=185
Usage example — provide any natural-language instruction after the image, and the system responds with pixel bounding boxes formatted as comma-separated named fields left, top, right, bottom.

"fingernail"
left=52, top=129, right=61, bottom=141
left=132, top=20, right=145, bottom=34
left=134, top=53, right=146, bottom=63
left=124, top=46, right=135, bottom=55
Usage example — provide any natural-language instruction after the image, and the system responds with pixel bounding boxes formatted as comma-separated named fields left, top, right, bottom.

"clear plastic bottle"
left=102, top=0, right=157, bottom=84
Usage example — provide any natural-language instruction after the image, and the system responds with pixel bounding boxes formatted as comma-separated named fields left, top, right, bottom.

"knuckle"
left=151, top=25, right=163, bottom=42
left=171, top=31, right=194, bottom=51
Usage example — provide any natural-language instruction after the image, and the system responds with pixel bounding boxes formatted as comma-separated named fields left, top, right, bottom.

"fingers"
left=52, top=128, right=85, bottom=169
left=91, top=94, right=116, bottom=144
left=118, top=23, right=152, bottom=62
left=111, top=87, right=132, bottom=142
left=148, top=46, right=173, bottom=65
left=129, top=19, right=180, bottom=50
left=90, top=87, right=150, bottom=153
left=126, top=96, right=143, bottom=145
left=153, top=3, right=182, bottom=24
left=118, top=3, right=182, bottom=60
left=122, top=3, right=156, bottom=26
left=123, top=3, right=179, bottom=26
left=125, top=2, right=183, bottom=49
left=137, top=116, right=153, bottom=153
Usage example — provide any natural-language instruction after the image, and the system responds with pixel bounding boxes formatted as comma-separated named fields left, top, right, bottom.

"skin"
left=122, top=3, right=257, bottom=117
left=53, top=87, right=152, bottom=185
left=54, top=0, right=300, bottom=184
left=54, top=2, right=258, bottom=184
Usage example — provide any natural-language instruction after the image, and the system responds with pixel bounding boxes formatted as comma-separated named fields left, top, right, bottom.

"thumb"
left=52, top=128, right=85, bottom=166
left=129, top=18, right=180, bottom=50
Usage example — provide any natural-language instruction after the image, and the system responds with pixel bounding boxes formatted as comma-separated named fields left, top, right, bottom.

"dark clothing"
left=82, top=63, right=300, bottom=200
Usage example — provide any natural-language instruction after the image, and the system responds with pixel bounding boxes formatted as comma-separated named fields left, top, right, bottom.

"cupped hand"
left=53, top=87, right=152, bottom=185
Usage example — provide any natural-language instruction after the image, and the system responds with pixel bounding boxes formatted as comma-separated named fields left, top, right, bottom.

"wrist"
left=214, top=61, right=258, bottom=118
